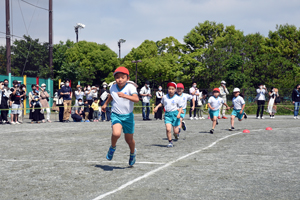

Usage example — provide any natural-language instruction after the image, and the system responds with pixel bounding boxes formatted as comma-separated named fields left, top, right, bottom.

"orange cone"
left=266, top=127, right=273, bottom=130
left=243, top=129, right=250, bottom=133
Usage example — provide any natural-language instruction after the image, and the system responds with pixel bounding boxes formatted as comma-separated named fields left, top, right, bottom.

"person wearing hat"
left=207, top=88, right=230, bottom=134
left=227, top=88, right=247, bottom=131
left=189, top=82, right=200, bottom=120
left=102, top=66, right=139, bottom=166
left=100, top=82, right=111, bottom=122
left=75, top=85, right=85, bottom=105
left=218, top=80, right=229, bottom=119
left=140, top=80, right=152, bottom=120
left=29, top=84, right=40, bottom=123
left=57, top=82, right=65, bottom=122
left=154, top=82, right=183, bottom=147
left=39, top=83, right=51, bottom=123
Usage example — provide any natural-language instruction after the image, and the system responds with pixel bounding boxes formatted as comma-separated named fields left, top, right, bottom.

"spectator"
left=71, top=98, right=84, bottom=122
left=75, top=85, right=84, bottom=105
left=29, top=84, right=37, bottom=123
left=52, top=89, right=59, bottom=112
left=83, top=99, right=90, bottom=122
left=255, top=84, right=267, bottom=119
left=196, top=90, right=208, bottom=119
left=10, top=80, right=19, bottom=123
left=140, top=80, right=152, bottom=120
left=57, top=82, right=65, bottom=122
left=91, top=98, right=100, bottom=122
left=40, top=83, right=51, bottom=123
left=154, top=86, right=164, bottom=120
left=30, top=89, right=44, bottom=124
left=92, top=86, right=98, bottom=100
left=85, top=84, right=94, bottom=120
left=292, top=84, right=300, bottom=119
left=0, top=80, right=11, bottom=124
left=267, top=87, right=279, bottom=119
left=189, top=82, right=200, bottom=120
left=18, top=84, right=27, bottom=123
left=218, top=80, right=229, bottom=119
left=100, top=82, right=111, bottom=122
left=60, top=79, right=72, bottom=123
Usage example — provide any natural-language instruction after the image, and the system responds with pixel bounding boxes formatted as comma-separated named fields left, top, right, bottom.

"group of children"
left=103, top=66, right=247, bottom=167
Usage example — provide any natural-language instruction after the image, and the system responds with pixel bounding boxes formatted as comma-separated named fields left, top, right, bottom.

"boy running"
left=176, top=83, right=195, bottom=139
left=227, top=88, right=248, bottom=131
left=207, top=88, right=230, bottom=134
left=102, top=67, right=139, bottom=166
left=154, top=82, right=183, bottom=147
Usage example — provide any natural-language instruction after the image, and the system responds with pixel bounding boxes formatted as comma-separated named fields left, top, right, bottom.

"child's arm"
left=177, top=107, right=183, bottom=118
left=223, top=102, right=230, bottom=109
left=154, top=103, right=162, bottom=113
left=207, top=103, right=214, bottom=110
left=240, top=104, right=245, bottom=114
left=117, top=93, right=139, bottom=103
left=101, top=95, right=113, bottom=113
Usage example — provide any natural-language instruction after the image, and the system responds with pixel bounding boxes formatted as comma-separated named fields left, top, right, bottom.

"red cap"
left=177, top=83, right=184, bottom=89
left=167, top=82, right=177, bottom=89
left=213, top=88, right=220, bottom=93
left=113, top=66, right=129, bottom=76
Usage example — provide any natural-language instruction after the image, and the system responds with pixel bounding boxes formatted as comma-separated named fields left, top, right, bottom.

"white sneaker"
left=273, top=116, right=275, bottom=119
left=11, top=121, right=16, bottom=125
left=15, top=121, right=20, bottom=124
left=297, top=116, right=299, bottom=119
left=294, top=116, right=297, bottom=119
left=202, top=117, right=206, bottom=119
left=190, top=117, right=194, bottom=120
left=261, top=117, right=265, bottom=119
left=194, top=117, right=199, bottom=120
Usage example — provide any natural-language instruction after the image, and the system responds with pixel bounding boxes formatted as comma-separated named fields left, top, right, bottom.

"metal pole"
left=135, top=63, right=137, bottom=84
left=6, top=0, right=11, bottom=75
left=118, top=41, right=121, bottom=58
left=49, top=0, right=53, bottom=78
left=75, top=27, right=78, bottom=43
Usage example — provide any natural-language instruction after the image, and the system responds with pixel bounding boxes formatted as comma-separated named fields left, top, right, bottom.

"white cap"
left=102, top=82, right=107, bottom=86
left=233, top=88, right=240, bottom=92
left=41, top=83, right=46, bottom=87
left=221, top=80, right=226, bottom=84
left=60, top=82, right=65, bottom=85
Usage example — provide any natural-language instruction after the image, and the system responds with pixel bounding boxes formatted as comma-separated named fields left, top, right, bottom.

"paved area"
left=1, top=114, right=300, bottom=200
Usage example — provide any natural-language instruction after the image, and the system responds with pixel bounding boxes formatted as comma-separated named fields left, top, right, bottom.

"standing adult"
left=0, top=80, right=11, bottom=124
left=57, top=82, right=65, bottom=122
left=40, top=83, right=51, bottom=123
left=140, top=80, right=152, bottom=120
left=218, top=80, right=229, bottom=119
left=60, top=79, right=72, bottom=123
left=75, top=85, right=84, bottom=105
left=85, top=84, right=94, bottom=121
left=29, top=87, right=44, bottom=124
left=154, top=86, right=164, bottom=120
left=255, top=84, right=267, bottom=119
left=292, top=84, right=300, bottom=119
left=100, top=82, right=111, bottom=121
left=189, top=82, right=200, bottom=120
left=10, top=83, right=23, bottom=124
left=19, top=84, right=27, bottom=123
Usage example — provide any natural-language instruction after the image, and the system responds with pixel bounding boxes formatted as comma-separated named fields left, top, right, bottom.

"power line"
left=20, top=0, right=49, bottom=11
left=0, top=31, right=24, bottom=39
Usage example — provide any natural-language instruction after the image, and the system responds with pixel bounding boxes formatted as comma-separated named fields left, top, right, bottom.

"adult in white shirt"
left=154, top=86, right=164, bottom=120
left=85, top=84, right=94, bottom=120
left=255, top=84, right=268, bottom=119
left=140, top=81, right=152, bottom=120
left=218, top=80, right=229, bottom=119
left=189, top=82, right=200, bottom=120
left=75, top=85, right=85, bottom=105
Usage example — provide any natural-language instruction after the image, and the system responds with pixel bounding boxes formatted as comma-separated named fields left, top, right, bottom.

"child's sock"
left=111, top=145, right=116, bottom=149
left=168, top=140, right=172, bottom=143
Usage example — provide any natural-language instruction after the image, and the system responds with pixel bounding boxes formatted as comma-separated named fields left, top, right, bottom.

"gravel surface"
left=1, top=114, right=299, bottom=200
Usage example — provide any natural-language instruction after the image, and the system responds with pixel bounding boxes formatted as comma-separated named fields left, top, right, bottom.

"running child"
left=176, top=83, right=195, bottom=139
left=102, top=66, right=139, bottom=166
left=154, top=82, right=183, bottom=147
left=227, top=88, right=247, bottom=131
left=207, top=88, right=230, bottom=134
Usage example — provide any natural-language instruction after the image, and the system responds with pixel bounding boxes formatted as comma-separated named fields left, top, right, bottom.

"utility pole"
left=6, top=0, right=11, bottom=75
left=131, top=60, right=142, bottom=84
left=49, top=0, right=53, bottom=78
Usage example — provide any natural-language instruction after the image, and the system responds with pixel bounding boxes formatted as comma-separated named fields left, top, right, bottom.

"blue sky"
left=0, top=0, right=300, bottom=57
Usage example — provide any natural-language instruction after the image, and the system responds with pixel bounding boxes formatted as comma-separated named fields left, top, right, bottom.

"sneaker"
left=244, top=112, right=247, bottom=119
left=85, top=120, right=90, bottom=122
left=182, top=121, right=186, bottom=131
left=222, top=116, right=228, bottom=119
left=15, top=121, right=20, bottom=125
left=194, top=117, right=199, bottom=120
left=261, top=116, right=265, bottom=119
left=272, top=116, right=275, bottom=119
left=297, top=116, right=299, bottom=119
left=217, top=116, right=221, bottom=119
left=201, top=117, right=205, bottom=119
left=210, top=129, right=214, bottom=134
left=190, top=117, right=194, bottom=120
left=173, top=132, right=178, bottom=140
left=167, top=142, right=173, bottom=148
left=294, top=116, right=297, bottom=120
left=129, top=149, right=137, bottom=166
left=229, top=127, right=235, bottom=131
left=11, top=121, right=16, bottom=125
left=208, top=116, right=210, bottom=119
left=106, top=146, right=116, bottom=160
left=256, top=116, right=260, bottom=119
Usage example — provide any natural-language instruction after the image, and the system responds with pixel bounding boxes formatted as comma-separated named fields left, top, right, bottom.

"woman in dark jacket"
left=154, top=86, right=164, bottom=120
left=292, top=84, right=300, bottom=119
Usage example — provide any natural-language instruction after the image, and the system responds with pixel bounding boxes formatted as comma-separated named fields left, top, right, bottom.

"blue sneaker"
left=129, top=148, right=137, bottom=166
left=106, top=146, right=116, bottom=160
left=167, top=142, right=173, bottom=148
left=85, top=120, right=90, bottom=122
left=182, top=121, right=186, bottom=131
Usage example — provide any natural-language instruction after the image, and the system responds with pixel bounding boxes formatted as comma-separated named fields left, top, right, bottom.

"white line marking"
left=92, top=131, right=245, bottom=200
left=0, top=159, right=165, bottom=165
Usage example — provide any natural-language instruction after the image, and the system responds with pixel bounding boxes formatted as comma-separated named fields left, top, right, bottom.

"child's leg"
left=111, top=123, right=122, bottom=147
left=179, top=118, right=183, bottom=130
left=231, top=115, right=235, bottom=127
left=125, top=134, right=135, bottom=154
left=200, top=106, right=203, bottom=117
left=212, top=116, right=217, bottom=129
left=165, top=124, right=172, bottom=141
left=173, top=125, right=179, bottom=135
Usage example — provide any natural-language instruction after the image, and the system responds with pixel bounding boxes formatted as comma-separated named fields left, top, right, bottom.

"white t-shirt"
left=256, top=89, right=266, bottom=101
left=85, top=90, right=93, bottom=100
left=161, top=94, right=183, bottom=112
left=178, top=93, right=193, bottom=109
left=189, top=87, right=199, bottom=100
left=208, top=96, right=224, bottom=111
left=110, top=83, right=138, bottom=115
left=75, top=90, right=84, bottom=100
left=140, top=86, right=151, bottom=103
left=232, top=96, right=245, bottom=110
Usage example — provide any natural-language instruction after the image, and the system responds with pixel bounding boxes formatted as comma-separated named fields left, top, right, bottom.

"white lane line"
left=0, top=159, right=165, bottom=165
left=92, top=131, right=247, bottom=200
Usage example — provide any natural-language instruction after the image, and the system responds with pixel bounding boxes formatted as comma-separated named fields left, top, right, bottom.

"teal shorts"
left=180, top=109, right=186, bottom=119
left=111, top=112, right=135, bottom=134
left=231, top=109, right=244, bottom=120
left=165, top=111, right=180, bottom=127
left=209, top=109, right=219, bottom=119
